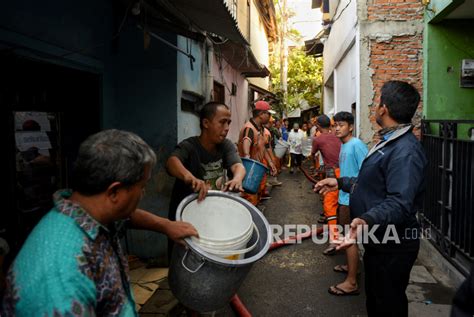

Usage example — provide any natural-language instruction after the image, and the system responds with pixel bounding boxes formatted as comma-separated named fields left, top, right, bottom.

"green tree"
left=270, top=0, right=323, bottom=118
left=270, top=47, right=323, bottom=117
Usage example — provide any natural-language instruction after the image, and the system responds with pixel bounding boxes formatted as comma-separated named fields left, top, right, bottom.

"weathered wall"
left=359, top=0, right=424, bottom=144
left=247, top=0, right=270, bottom=90
left=212, top=54, right=249, bottom=143
left=177, top=36, right=209, bottom=143
left=322, top=0, right=359, bottom=134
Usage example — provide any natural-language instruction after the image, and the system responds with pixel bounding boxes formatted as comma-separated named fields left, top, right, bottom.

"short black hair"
left=199, top=102, right=229, bottom=129
left=316, top=115, right=331, bottom=128
left=252, top=109, right=264, bottom=118
left=333, top=111, right=354, bottom=125
left=380, top=81, right=420, bottom=124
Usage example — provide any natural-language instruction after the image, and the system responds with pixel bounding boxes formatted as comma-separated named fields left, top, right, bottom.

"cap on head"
left=255, top=100, right=276, bottom=114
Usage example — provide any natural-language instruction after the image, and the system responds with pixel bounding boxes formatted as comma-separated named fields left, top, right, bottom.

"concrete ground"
left=139, top=161, right=459, bottom=317
left=236, top=166, right=367, bottom=317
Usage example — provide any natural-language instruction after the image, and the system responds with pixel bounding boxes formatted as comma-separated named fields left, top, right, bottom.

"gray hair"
left=72, top=129, right=156, bottom=195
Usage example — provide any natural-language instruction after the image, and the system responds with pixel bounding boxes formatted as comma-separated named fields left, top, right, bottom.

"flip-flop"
left=333, top=264, right=361, bottom=275
left=333, top=264, right=349, bottom=273
left=328, top=285, right=360, bottom=296
left=322, top=245, right=337, bottom=256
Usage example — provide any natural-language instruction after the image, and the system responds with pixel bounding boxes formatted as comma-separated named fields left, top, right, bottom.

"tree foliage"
left=270, top=0, right=323, bottom=118
left=270, top=47, right=323, bottom=117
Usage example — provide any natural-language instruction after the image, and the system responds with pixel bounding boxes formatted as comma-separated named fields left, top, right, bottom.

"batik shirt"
left=1, top=190, right=137, bottom=316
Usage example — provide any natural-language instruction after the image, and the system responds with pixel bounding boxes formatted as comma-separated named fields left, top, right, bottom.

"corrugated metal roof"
left=168, top=0, right=249, bottom=45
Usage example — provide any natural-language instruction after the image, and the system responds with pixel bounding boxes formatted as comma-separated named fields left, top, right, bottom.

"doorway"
left=0, top=53, right=101, bottom=264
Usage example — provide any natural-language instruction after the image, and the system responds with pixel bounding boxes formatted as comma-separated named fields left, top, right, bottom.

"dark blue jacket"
left=340, top=126, right=427, bottom=249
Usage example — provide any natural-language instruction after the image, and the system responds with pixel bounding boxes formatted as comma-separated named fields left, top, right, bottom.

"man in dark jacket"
left=315, top=80, right=427, bottom=317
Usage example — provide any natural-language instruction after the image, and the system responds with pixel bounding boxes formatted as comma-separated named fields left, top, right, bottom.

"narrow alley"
left=237, top=165, right=366, bottom=316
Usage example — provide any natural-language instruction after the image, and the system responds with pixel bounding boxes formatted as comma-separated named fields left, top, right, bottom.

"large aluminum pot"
left=168, top=190, right=271, bottom=313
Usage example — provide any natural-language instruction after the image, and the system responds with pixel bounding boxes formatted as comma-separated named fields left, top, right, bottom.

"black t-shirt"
left=168, top=136, right=241, bottom=221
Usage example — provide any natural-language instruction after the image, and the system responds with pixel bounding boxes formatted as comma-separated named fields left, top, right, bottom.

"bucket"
left=241, top=157, right=268, bottom=194
left=169, top=190, right=271, bottom=313
left=302, top=137, right=313, bottom=157
left=274, top=139, right=289, bottom=158
left=181, top=196, right=258, bottom=260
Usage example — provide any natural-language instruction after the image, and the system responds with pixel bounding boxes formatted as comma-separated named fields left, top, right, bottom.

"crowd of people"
left=1, top=80, right=473, bottom=317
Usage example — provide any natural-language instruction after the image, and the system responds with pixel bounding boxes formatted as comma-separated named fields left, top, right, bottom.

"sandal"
left=333, top=264, right=349, bottom=273
left=328, top=285, right=360, bottom=296
left=333, top=264, right=361, bottom=275
left=317, top=216, right=327, bottom=224
left=322, top=245, right=337, bottom=256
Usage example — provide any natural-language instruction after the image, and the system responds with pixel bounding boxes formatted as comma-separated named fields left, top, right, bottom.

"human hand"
left=335, top=218, right=366, bottom=250
left=313, top=178, right=338, bottom=195
left=184, top=175, right=210, bottom=201
left=165, top=220, right=199, bottom=246
left=223, top=178, right=244, bottom=192
left=269, top=163, right=277, bottom=176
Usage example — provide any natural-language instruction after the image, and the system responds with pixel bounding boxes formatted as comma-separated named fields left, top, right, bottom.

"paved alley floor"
left=236, top=166, right=367, bottom=317
left=139, top=162, right=458, bottom=317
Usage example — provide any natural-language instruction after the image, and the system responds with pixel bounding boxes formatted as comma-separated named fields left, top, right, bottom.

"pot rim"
left=176, top=190, right=271, bottom=266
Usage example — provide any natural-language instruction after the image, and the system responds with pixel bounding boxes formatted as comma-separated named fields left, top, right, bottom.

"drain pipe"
left=269, top=226, right=323, bottom=251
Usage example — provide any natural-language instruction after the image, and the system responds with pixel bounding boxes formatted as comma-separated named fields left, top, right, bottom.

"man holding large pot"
left=166, top=102, right=246, bottom=257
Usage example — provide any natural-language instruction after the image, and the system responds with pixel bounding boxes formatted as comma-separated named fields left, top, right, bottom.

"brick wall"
left=366, top=0, right=424, bottom=141
left=368, top=0, right=424, bottom=21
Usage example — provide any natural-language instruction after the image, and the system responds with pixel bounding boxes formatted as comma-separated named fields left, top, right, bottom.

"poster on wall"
left=14, top=131, right=52, bottom=152
left=14, top=112, right=51, bottom=131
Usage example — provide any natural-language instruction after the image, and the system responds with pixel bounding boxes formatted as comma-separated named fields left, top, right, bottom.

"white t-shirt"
left=288, top=129, right=305, bottom=154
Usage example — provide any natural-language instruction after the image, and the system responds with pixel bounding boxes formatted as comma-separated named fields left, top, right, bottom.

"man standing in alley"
left=238, top=100, right=277, bottom=205
left=288, top=123, right=305, bottom=173
left=167, top=102, right=246, bottom=255
left=311, top=115, right=341, bottom=255
left=315, top=81, right=427, bottom=317
left=1, top=129, right=198, bottom=316
left=328, top=111, right=367, bottom=296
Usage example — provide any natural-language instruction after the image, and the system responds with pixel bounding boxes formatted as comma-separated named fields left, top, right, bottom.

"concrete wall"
left=110, top=25, right=178, bottom=259
left=334, top=43, right=357, bottom=114
left=323, top=0, right=358, bottom=82
left=177, top=36, right=210, bottom=143
left=247, top=0, right=270, bottom=90
left=358, top=0, right=424, bottom=144
left=212, top=54, right=249, bottom=143
left=322, top=0, right=358, bottom=128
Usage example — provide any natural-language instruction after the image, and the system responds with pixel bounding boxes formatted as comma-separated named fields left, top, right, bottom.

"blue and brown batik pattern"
left=0, top=190, right=137, bottom=316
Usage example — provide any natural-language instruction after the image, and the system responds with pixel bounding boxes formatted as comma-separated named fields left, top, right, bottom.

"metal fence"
left=420, top=119, right=474, bottom=276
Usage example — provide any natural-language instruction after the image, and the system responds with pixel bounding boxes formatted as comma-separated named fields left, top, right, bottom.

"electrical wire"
left=331, top=0, right=352, bottom=24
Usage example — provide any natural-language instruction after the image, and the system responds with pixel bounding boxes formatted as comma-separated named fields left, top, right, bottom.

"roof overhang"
left=216, top=40, right=270, bottom=77
left=427, top=0, right=474, bottom=23
left=305, top=29, right=326, bottom=57
left=167, top=0, right=249, bottom=45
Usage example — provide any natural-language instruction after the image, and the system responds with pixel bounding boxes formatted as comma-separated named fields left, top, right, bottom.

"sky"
left=286, top=0, right=323, bottom=46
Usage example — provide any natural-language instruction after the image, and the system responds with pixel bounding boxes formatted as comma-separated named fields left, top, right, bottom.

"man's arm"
left=311, top=137, right=320, bottom=156
left=166, top=156, right=209, bottom=201
left=130, top=209, right=198, bottom=245
left=359, top=153, right=425, bottom=227
left=314, top=177, right=357, bottom=195
left=264, top=147, right=277, bottom=176
left=241, top=127, right=253, bottom=158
